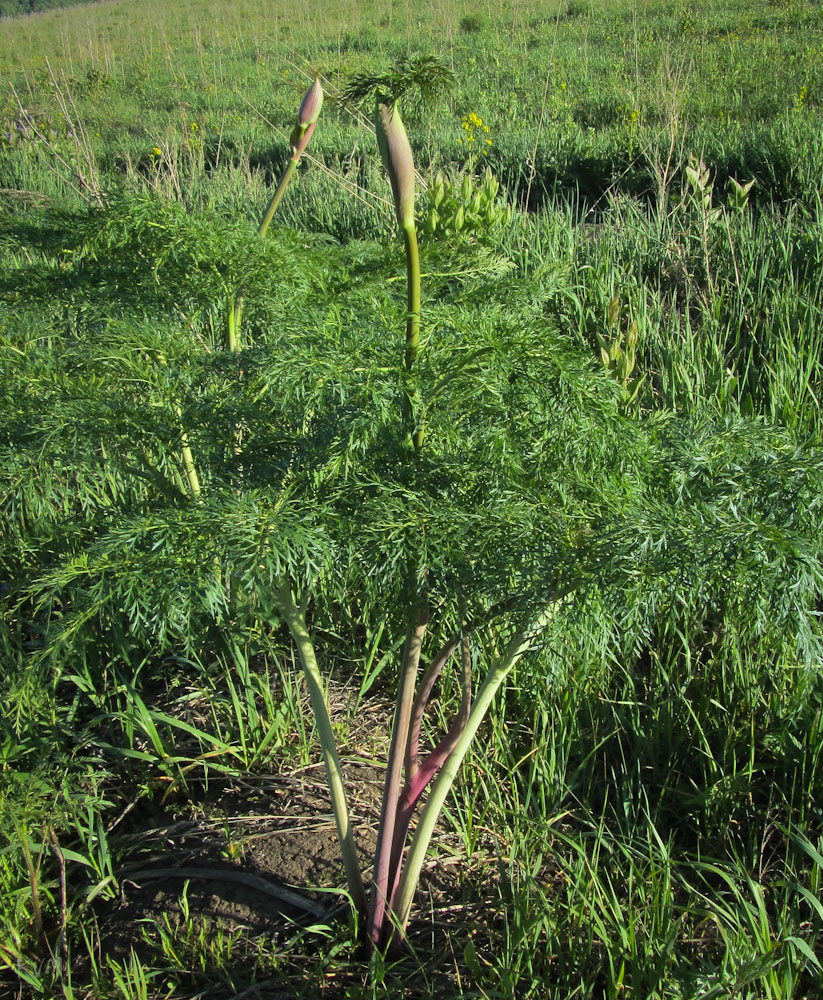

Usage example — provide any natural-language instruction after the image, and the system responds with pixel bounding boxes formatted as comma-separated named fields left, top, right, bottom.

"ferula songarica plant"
left=261, top=58, right=550, bottom=955
left=248, top=56, right=555, bottom=954
left=271, top=63, right=555, bottom=955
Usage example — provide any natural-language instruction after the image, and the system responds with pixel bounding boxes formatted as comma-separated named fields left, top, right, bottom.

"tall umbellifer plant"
left=259, top=58, right=559, bottom=953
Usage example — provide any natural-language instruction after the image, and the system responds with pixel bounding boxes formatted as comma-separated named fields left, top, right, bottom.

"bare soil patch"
left=89, top=693, right=505, bottom=997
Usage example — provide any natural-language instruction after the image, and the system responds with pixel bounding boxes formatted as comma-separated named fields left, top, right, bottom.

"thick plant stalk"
left=227, top=296, right=240, bottom=354
left=367, top=616, right=427, bottom=947
left=391, top=608, right=554, bottom=936
left=403, top=219, right=423, bottom=459
left=275, top=581, right=367, bottom=917
left=173, top=402, right=201, bottom=501
left=375, top=100, right=423, bottom=450
left=404, top=633, right=462, bottom=779
left=385, top=636, right=472, bottom=915
left=403, top=223, right=421, bottom=374
left=256, top=158, right=299, bottom=242
left=180, top=431, right=201, bottom=500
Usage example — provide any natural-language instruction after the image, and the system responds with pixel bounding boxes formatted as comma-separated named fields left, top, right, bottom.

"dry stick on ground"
left=123, top=866, right=328, bottom=919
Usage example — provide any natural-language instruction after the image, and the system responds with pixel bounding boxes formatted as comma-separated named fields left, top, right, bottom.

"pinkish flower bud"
left=290, top=74, right=323, bottom=160
left=299, top=74, right=324, bottom=126
left=375, top=101, right=415, bottom=230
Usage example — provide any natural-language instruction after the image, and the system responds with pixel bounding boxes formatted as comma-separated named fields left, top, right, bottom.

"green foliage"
left=727, top=174, right=756, bottom=213
left=592, top=294, right=638, bottom=390
left=458, top=12, right=488, bottom=34
left=1, top=0, right=823, bottom=993
left=341, top=55, right=455, bottom=115
left=423, top=166, right=512, bottom=240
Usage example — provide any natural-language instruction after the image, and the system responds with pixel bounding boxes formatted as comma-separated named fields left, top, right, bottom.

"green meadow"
left=1, top=0, right=822, bottom=996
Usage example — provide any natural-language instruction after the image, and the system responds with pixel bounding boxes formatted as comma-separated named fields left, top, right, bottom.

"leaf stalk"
left=275, top=581, right=367, bottom=917
left=391, top=607, right=554, bottom=937
left=368, top=614, right=427, bottom=947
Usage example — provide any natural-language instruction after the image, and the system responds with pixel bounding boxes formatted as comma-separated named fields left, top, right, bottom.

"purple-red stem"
left=367, top=616, right=427, bottom=947
left=405, top=633, right=462, bottom=780
left=385, top=637, right=472, bottom=918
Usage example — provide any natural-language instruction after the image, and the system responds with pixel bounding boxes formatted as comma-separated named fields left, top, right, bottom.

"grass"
left=1, top=0, right=823, bottom=997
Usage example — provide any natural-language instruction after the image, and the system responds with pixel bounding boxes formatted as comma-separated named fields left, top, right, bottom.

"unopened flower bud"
left=290, top=74, right=324, bottom=160
left=376, top=101, right=415, bottom=230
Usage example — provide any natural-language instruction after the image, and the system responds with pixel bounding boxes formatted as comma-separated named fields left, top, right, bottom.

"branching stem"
left=368, top=614, right=427, bottom=947
left=404, top=633, right=461, bottom=779
left=384, top=635, right=473, bottom=925
left=391, top=607, right=554, bottom=937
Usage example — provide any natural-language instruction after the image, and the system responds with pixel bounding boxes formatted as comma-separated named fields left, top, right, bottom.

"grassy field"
left=2, top=0, right=823, bottom=997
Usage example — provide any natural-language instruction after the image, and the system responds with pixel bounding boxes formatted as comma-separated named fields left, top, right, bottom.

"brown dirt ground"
left=90, top=692, right=507, bottom=998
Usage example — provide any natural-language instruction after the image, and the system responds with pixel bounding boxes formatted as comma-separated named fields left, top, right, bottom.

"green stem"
left=275, top=582, right=367, bottom=917
left=367, top=615, right=427, bottom=947
left=19, top=824, right=46, bottom=955
left=227, top=294, right=239, bottom=353
left=181, top=434, right=201, bottom=501
left=402, top=221, right=424, bottom=453
left=175, top=404, right=201, bottom=501
left=233, top=293, right=245, bottom=346
left=227, top=288, right=243, bottom=459
left=391, top=607, right=554, bottom=935
left=228, top=156, right=298, bottom=352
left=258, top=157, right=299, bottom=239
left=403, top=222, right=421, bottom=370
